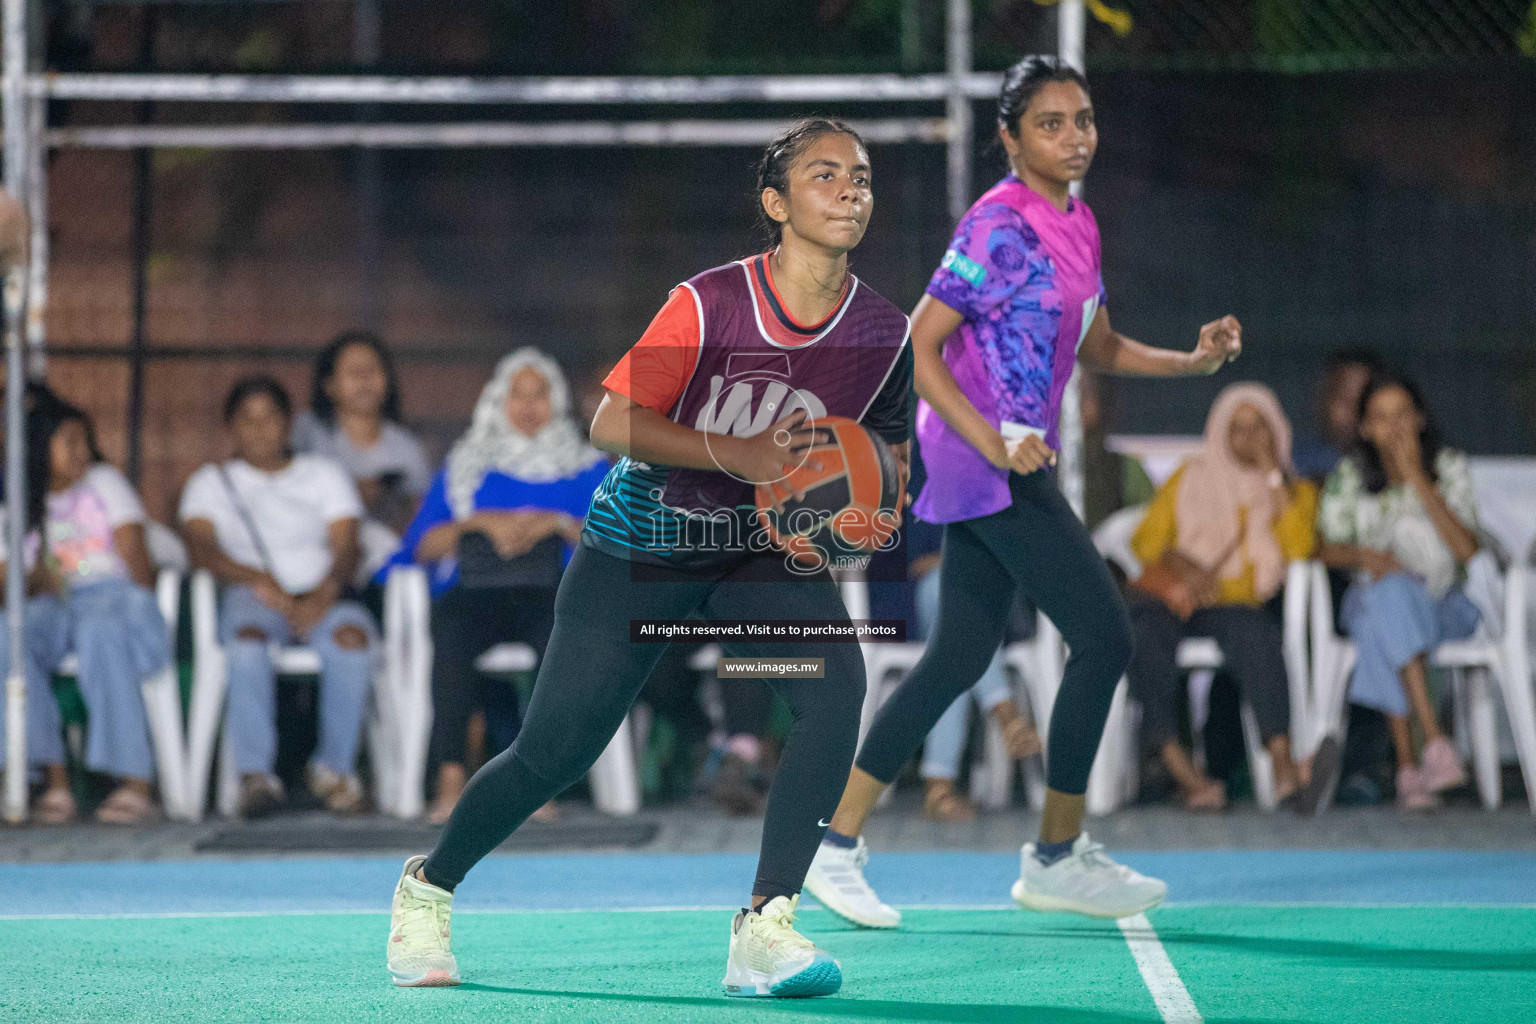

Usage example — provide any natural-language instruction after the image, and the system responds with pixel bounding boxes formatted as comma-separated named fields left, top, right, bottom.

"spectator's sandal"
left=1183, top=779, right=1228, bottom=813
left=923, top=780, right=977, bottom=823
left=94, top=786, right=163, bottom=826
left=33, top=786, right=78, bottom=825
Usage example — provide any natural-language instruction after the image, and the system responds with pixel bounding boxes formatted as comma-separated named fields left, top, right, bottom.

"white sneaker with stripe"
left=1011, top=833, right=1167, bottom=919
left=803, top=836, right=901, bottom=929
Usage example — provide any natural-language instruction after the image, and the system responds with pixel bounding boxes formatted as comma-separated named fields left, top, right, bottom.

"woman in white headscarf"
left=1126, top=383, right=1319, bottom=812
left=390, top=349, right=609, bottom=823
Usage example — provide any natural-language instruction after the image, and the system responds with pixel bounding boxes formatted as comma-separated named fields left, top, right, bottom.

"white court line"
left=1118, top=912, right=1202, bottom=1024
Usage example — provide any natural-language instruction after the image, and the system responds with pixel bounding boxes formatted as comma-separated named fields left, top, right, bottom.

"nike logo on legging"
left=818, top=819, right=832, bottom=827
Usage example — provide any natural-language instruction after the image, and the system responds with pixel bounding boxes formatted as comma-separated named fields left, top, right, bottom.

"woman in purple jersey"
left=805, top=56, right=1243, bottom=927
left=383, top=119, right=913, bottom=1000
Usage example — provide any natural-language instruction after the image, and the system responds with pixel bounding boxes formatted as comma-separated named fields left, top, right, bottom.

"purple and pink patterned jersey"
left=913, top=174, right=1108, bottom=524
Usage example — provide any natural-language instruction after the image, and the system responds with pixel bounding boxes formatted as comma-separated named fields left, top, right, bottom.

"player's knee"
left=1090, top=604, right=1135, bottom=681
left=332, top=624, right=368, bottom=650
left=235, top=626, right=269, bottom=643
left=826, top=647, right=866, bottom=703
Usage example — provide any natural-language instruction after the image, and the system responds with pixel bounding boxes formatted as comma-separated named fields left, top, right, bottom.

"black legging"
left=856, top=469, right=1133, bottom=795
left=423, top=545, right=866, bottom=898
left=1126, top=598, right=1290, bottom=749
left=427, top=585, right=556, bottom=774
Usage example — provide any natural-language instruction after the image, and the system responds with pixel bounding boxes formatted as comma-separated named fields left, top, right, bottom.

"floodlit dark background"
left=36, top=0, right=1536, bottom=520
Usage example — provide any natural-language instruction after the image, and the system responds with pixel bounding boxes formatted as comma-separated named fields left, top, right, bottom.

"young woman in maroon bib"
left=384, top=119, right=912, bottom=999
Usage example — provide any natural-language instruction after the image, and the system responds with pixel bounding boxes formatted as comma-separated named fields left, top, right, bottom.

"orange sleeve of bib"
left=602, top=287, right=701, bottom=416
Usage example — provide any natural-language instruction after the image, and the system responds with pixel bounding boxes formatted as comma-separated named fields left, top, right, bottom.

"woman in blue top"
left=391, top=349, right=608, bottom=824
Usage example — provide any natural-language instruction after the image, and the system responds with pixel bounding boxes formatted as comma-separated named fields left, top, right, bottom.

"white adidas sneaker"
left=803, top=837, right=901, bottom=929
left=1011, top=833, right=1166, bottom=920
left=722, top=895, right=843, bottom=998
left=386, top=855, right=461, bottom=987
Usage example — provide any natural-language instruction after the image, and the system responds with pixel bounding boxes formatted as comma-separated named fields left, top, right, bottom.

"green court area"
left=10, top=906, right=1534, bottom=1023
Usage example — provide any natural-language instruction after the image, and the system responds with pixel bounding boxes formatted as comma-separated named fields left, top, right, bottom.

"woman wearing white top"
left=0, top=395, right=170, bottom=824
left=180, top=376, right=378, bottom=819
left=1318, top=370, right=1481, bottom=811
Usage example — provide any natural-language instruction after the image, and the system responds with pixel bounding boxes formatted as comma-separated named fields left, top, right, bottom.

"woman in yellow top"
left=1128, top=383, right=1317, bottom=811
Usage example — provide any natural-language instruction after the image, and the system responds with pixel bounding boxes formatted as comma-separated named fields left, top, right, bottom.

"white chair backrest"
left=145, top=520, right=189, bottom=572
left=1092, top=504, right=1147, bottom=580
left=359, top=519, right=402, bottom=585
left=1104, top=434, right=1202, bottom=487
left=1467, top=457, right=1536, bottom=565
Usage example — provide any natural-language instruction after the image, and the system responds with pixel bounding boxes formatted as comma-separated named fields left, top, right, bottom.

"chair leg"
left=589, top=714, right=641, bottom=817
left=1085, top=680, right=1131, bottom=817
left=140, top=669, right=189, bottom=821
left=1240, top=702, right=1277, bottom=812
left=184, top=654, right=227, bottom=823
left=366, top=696, right=397, bottom=817
left=969, top=717, right=1012, bottom=810
left=1464, top=667, right=1502, bottom=811
left=216, top=720, right=241, bottom=818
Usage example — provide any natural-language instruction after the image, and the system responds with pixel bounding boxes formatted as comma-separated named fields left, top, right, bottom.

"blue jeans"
left=0, top=596, right=69, bottom=770
left=0, top=580, right=168, bottom=778
left=66, top=579, right=170, bottom=779
left=914, top=570, right=1013, bottom=781
left=219, top=586, right=377, bottom=777
left=1342, top=573, right=1480, bottom=718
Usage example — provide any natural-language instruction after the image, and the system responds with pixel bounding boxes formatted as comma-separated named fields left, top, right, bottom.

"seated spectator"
left=293, top=331, right=432, bottom=537
left=0, top=397, right=170, bottom=824
left=388, top=349, right=607, bottom=825
left=1127, top=383, right=1316, bottom=811
left=1318, top=370, right=1480, bottom=811
left=180, top=376, right=377, bottom=819
left=1293, top=349, right=1383, bottom=483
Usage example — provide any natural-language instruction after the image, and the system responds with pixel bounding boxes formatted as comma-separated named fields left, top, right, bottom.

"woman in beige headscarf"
left=1128, top=383, right=1318, bottom=811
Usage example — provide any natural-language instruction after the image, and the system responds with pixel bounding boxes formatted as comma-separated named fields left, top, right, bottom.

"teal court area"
left=7, top=850, right=1534, bottom=1023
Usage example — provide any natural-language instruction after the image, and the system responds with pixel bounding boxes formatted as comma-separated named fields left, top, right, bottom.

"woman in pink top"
left=806, top=55, right=1244, bottom=928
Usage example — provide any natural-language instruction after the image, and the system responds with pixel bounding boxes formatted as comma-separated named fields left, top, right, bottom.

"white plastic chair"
left=1307, top=556, right=1536, bottom=812
left=185, top=569, right=395, bottom=820
left=1084, top=505, right=1313, bottom=815
left=383, top=565, right=641, bottom=819
left=52, top=523, right=191, bottom=820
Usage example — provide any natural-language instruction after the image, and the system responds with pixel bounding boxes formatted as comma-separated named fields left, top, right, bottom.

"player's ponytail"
left=997, top=55, right=1090, bottom=137
left=754, top=117, right=866, bottom=248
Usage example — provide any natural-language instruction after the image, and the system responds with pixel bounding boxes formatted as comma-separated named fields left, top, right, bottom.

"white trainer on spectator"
left=803, top=837, right=901, bottom=929
left=1011, top=833, right=1166, bottom=919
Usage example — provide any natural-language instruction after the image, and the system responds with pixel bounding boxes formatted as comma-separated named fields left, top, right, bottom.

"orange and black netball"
left=755, top=416, right=900, bottom=569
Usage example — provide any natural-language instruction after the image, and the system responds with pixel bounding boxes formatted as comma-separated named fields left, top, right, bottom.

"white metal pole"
left=45, top=117, right=952, bottom=151
left=33, top=71, right=1005, bottom=105
left=945, top=0, right=972, bottom=225
left=24, top=90, right=42, bottom=375
left=3, top=0, right=29, bottom=824
left=1057, top=0, right=1087, bottom=520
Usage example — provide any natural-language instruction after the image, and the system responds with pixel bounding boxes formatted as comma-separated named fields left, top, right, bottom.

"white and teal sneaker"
left=722, top=895, right=842, bottom=998
left=803, top=837, right=901, bottom=929
left=386, top=855, right=461, bottom=987
left=1011, top=833, right=1167, bottom=919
